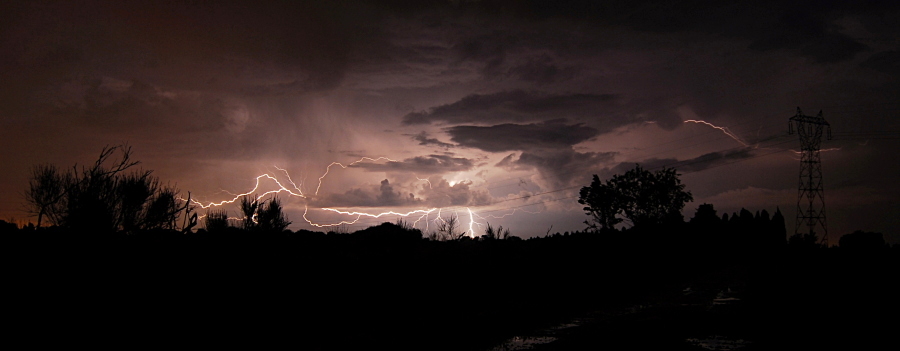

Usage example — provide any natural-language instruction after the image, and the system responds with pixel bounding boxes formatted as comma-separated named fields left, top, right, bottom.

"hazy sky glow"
left=2, top=1, right=899, bottom=243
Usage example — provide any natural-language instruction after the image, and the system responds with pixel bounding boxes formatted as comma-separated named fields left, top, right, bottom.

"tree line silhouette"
left=4, top=145, right=897, bottom=351
left=6, top=145, right=895, bottom=251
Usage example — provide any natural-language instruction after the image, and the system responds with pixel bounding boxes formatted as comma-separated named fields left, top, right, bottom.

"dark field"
left=5, top=231, right=898, bottom=350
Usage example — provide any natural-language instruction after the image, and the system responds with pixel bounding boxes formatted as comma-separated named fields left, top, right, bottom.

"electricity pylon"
left=788, top=107, right=832, bottom=246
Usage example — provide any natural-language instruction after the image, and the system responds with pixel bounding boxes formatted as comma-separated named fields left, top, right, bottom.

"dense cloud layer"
left=447, top=120, right=599, bottom=152
left=1, top=1, right=898, bottom=241
left=403, top=91, right=617, bottom=125
left=349, top=155, right=475, bottom=174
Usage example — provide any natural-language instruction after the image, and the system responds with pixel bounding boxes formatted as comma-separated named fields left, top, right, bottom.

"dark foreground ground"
left=5, top=233, right=898, bottom=350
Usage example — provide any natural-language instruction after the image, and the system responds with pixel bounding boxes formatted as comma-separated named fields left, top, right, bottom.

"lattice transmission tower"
left=788, top=107, right=832, bottom=246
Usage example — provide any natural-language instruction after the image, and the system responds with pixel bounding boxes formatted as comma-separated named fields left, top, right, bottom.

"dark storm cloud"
left=69, top=78, right=224, bottom=132
left=452, top=31, right=518, bottom=78
left=409, top=131, right=455, bottom=148
left=611, top=148, right=756, bottom=175
left=0, top=1, right=394, bottom=103
left=496, top=149, right=617, bottom=188
left=474, top=0, right=886, bottom=63
left=745, top=10, right=867, bottom=63
left=447, top=120, right=599, bottom=152
left=507, top=55, right=580, bottom=85
left=350, top=155, right=475, bottom=174
left=402, top=90, right=617, bottom=125
left=860, top=51, right=900, bottom=74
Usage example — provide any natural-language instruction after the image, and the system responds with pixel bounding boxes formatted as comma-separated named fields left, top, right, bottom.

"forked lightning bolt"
left=186, top=156, right=525, bottom=237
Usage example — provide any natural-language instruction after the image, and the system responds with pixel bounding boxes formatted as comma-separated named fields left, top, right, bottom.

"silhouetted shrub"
left=23, top=145, right=189, bottom=234
left=839, top=230, right=887, bottom=250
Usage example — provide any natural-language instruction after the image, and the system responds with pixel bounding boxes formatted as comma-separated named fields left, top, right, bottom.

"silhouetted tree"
left=257, top=196, right=291, bottom=233
left=839, top=230, right=887, bottom=250
left=23, top=164, right=66, bottom=227
left=770, top=207, right=787, bottom=245
left=481, top=222, right=511, bottom=240
left=689, top=203, right=720, bottom=226
left=431, top=213, right=466, bottom=240
left=235, top=195, right=291, bottom=233
left=0, top=219, right=17, bottom=234
left=205, top=209, right=230, bottom=233
left=579, top=165, right=692, bottom=229
left=578, top=175, right=622, bottom=231
left=788, top=232, right=820, bottom=249
left=118, top=170, right=183, bottom=232
left=239, top=195, right=260, bottom=231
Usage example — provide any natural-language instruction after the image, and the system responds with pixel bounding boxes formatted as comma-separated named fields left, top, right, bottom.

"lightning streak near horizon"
left=184, top=156, right=526, bottom=237
left=189, top=173, right=306, bottom=208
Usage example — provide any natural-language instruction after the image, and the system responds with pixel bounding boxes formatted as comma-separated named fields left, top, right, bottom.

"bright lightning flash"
left=188, top=157, right=526, bottom=237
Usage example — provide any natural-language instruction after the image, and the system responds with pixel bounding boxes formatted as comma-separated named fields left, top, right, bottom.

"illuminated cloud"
left=314, top=176, right=493, bottom=209
left=418, top=177, right=493, bottom=208
left=408, top=131, right=455, bottom=148
left=1, top=1, right=899, bottom=240
left=618, top=148, right=757, bottom=174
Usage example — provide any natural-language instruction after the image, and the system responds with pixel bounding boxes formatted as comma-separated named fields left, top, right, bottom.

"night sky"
left=2, top=1, right=899, bottom=244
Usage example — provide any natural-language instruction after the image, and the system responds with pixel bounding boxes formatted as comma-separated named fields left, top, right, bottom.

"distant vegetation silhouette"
left=22, top=144, right=192, bottom=234
left=5, top=145, right=897, bottom=351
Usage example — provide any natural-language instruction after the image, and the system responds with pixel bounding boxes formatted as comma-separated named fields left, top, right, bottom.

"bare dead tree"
left=436, top=213, right=466, bottom=241
left=483, top=222, right=510, bottom=240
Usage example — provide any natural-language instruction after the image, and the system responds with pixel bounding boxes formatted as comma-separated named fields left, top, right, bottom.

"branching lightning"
left=315, top=157, right=397, bottom=195
left=304, top=207, right=438, bottom=228
left=187, top=156, right=530, bottom=237
left=189, top=173, right=306, bottom=208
